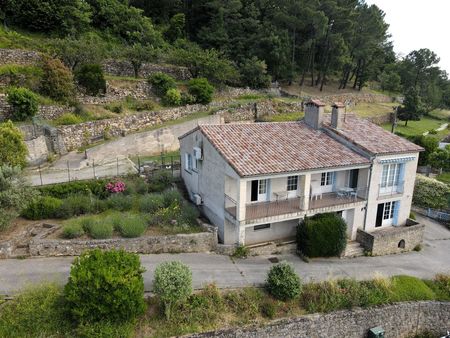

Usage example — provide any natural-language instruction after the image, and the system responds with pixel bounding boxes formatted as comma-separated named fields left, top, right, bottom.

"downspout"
left=363, top=157, right=375, bottom=231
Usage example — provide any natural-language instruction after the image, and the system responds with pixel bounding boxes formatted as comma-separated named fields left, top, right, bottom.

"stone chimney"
left=331, top=102, right=345, bottom=129
left=304, top=99, right=326, bottom=129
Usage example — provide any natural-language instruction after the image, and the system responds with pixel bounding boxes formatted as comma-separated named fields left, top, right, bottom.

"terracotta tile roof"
left=199, top=122, right=370, bottom=177
left=323, top=114, right=424, bottom=155
left=307, top=99, right=326, bottom=107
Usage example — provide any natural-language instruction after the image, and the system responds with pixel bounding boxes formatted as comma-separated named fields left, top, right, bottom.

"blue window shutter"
left=267, top=179, right=272, bottom=200
left=393, top=201, right=400, bottom=225
left=332, top=172, right=337, bottom=190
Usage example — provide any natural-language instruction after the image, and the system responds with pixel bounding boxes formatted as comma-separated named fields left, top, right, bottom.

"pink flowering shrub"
left=106, top=181, right=126, bottom=194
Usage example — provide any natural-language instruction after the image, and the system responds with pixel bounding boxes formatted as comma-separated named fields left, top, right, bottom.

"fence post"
left=38, top=165, right=43, bottom=186
left=171, top=156, right=174, bottom=177
left=67, top=161, right=70, bottom=182
left=92, top=159, right=96, bottom=179
left=161, top=152, right=164, bottom=170
left=137, top=155, right=141, bottom=176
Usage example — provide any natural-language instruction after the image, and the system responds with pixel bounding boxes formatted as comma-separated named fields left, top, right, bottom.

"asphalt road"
left=0, top=215, right=449, bottom=295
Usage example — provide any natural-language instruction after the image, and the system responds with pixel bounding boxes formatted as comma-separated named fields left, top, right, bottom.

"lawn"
left=382, top=116, right=449, bottom=138
left=351, top=102, right=398, bottom=118
left=130, top=150, right=180, bottom=166
left=1, top=274, right=448, bottom=338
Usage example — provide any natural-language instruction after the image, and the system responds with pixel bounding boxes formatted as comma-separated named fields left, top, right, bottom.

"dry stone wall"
left=0, top=48, right=42, bottom=66
left=185, top=301, right=450, bottom=338
left=281, top=90, right=394, bottom=105
left=29, top=231, right=217, bottom=256
left=103, top=59, right=191, bottom=80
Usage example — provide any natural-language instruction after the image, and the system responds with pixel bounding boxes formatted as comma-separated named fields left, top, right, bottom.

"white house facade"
left=179, top=100, right=423, bottom=247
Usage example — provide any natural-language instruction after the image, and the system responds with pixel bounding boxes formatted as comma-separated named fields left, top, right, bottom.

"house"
left=179, top=100, right=423, bottom=250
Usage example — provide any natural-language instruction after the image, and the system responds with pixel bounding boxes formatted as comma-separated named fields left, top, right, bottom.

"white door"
left=382, top=201, right=395, bottom=226
left=258, top=179, right=268, bottom=202
left=287, top=176, right=299, bottom=198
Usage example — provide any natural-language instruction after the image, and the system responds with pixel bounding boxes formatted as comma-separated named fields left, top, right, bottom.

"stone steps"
left=343, top=241, right=365, bottom=258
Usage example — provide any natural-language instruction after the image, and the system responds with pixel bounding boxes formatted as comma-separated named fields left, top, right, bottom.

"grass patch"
left=350, top=102, right=398, bottom=118
left=436, top=172, right=450, bottom=185
left=130, top=150, right=181, bottom=166
left=429, top=109, right=450, bottom=120
left=389, top=275, right=437, bottom=302
left=383, top=116, right=448, bottom=138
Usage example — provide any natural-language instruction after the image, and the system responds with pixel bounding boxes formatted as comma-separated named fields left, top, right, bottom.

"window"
left=321, top=172, right=333, bottom=186
left=287, top=176, right=298, bottom=191
left=254, top=224, right=270, bottom=231
left=258, top=179, right=267, bottom=194
left=185, top=153, right=193, bottom=171
left=381, top=164, right=401, bottom=188
left=383, top=201, right=396, bottom=220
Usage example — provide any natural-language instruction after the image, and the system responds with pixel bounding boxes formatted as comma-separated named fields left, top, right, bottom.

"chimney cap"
left=306, top=99, right=326, bottom=107
left=332, top=102, right=345, bottom=108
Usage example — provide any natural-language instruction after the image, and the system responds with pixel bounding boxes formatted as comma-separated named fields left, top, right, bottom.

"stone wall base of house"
left=356, top=220, right=424, bottom=256
left=184, top=301, right=450, bottom=338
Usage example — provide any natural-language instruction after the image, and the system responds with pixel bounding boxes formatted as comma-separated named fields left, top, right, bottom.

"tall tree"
left=397, top=88, right=424, bottom=126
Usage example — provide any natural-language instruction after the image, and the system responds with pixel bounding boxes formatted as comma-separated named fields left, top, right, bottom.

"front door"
left=251, top=179, right=269, bottom=202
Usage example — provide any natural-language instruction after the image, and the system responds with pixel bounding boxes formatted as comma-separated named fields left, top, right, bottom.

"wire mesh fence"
left=28, top=153, right=182, bottom=186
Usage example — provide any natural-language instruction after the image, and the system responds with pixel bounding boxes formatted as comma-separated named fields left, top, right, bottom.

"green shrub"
left=266, top=262, right=301, bottom=301
left=413, top=175, right=450, bottom=209
left=148, top=72, right=176, bottom=97
left=260, top=299, right=277, bottom=319
left=161, top=189, right=182, bottom=207
left=148, top=170, right=173, bottom=192
left=6, top=87, right=39, bottom=121
left=57, top=194, right=93, bottom=218
left=22, top=196, right=62, bottom=220
left=64, top=249, right=146, bottom=323
left=84, top=219, right=113, bottom=239
left=232, top=245, right=249, bottom=258
left=0, top=64, right=43, bottom=91
left=297, top=213, right=347, bottom=257
left=163, top=88, right=182, bottom=106
left=434, top=274, right=450, bottom=297
left=153, top=261, right=193, bottom=320
left=389, top=275, right=436, bottom=302
left=40, top=56, right=74, bottom=103
left=0, top=121, right=28, bottom=168
left=179, top=204, right=200, bottom=227
left=106, top=194, right=134, bottom=211
left=139, top=194, right=165, bottom=213
left=188, top=78, right=214, bottom=104
left=0, top=284, right=70, bottom=338
left=62, top=221, right=85, bottom=239
left=38, top=179, right=109, bottom=199
left=105, top=102, right=123, bottom=114
left=53, top=112, right=83, bottom=125
left=75, top=64, right=106, bottom=96
left=113, top=213, right=148, bottom=238
left=131, top=99, right=156, bottom=112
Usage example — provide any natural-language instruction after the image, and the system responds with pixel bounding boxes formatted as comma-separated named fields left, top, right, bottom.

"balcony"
left=225, top=187, right=367, bottom=224
left=378, top=181, right=404, bottom=199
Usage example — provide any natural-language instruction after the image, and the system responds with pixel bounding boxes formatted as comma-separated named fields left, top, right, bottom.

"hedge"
left=297, top=213, right=347, bottom=257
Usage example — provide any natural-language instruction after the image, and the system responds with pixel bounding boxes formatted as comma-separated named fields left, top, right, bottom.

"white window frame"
left=321, top=172, right=333, bottom=186
left=287, top=176, right=298, bottom=191
left=185, top=153, right=193, bottom=172
left=380, top=164, right=401, bottom=193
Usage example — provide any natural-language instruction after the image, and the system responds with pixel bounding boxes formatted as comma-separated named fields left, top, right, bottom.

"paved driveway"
left=0, top=215, right=449, bottom=295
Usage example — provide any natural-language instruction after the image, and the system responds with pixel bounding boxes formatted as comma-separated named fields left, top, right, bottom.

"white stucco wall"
left=364, top=152, right=419, bottom=232
left=244, top=219, right=298, bottom=245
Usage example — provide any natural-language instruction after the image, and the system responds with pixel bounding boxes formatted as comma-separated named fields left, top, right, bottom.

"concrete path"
left=422, top=122, right=448, bottom=136
left=0, top=215, right=449, bottom=295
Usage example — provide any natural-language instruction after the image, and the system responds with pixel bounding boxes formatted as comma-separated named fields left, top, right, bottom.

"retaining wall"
left=356, top=221, right=424, bottom=256
left=29, top=231, right=217, bottom=256
left=0, top=48, right=42, bottom=66
left=102, top=59, right=191, bottom=80
left=185, top=301, right=450, bottom=338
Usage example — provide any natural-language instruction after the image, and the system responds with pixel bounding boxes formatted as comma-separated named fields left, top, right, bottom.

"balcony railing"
left=309, top=187, right=368, bottom=210
left=225, top=187, right=368, bottom=223
left=378, top=181, right=404, bottom=198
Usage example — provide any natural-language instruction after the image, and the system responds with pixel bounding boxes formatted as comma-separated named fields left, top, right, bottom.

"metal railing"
left=378, top=181, right=405, bottom=198
left=309, top=187, right=368, bottom=210
left=244, top=196, right=303, bottom=221
left=224, top=194, right=237, bottom=218
left=427, top=208, right=450, bottom=222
